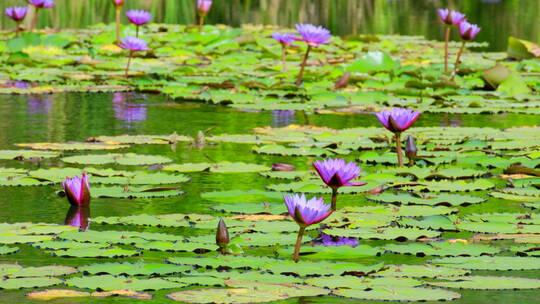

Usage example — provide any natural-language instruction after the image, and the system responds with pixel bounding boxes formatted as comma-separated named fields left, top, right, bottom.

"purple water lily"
left=437, top=9, right=466, bottom=25
left=5, top=7, right=28, bottom=21
left=284, top=193, right=333, bottom=263
left=64, top=206, right=91, bottom=232
left=313, top=158, right=365, bottom=211
left=197, top=0, right=212, bottom=31
left=272, top=33, right=299, bottom=71
left=376, top=108, right=421, bottom=167
left=459, top=21, right=481, bottom=41
left=293, top=24, right=331, bottom=86
left=318, top=233, right=359, bottom=247
left=438, top=9, right=466, bottom=74
left=62, top=173, right=91, bottom=206
left=112, top=0, right=124, bottom=6
left=119, top=36, right=149, bottom=77
left=28, top=0, right=55, bottom=8
left=126, top=10, right=152, bottom=37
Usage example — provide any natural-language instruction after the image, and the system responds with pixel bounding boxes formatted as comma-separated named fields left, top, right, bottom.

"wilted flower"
left=216, top=218, right=230, bottom=252
left=119, top=36, right=149, bottom=52
left=437, top=9, right=466, bottom=25
left=64, top=206, right=91, bottom=231
left=318, top=233, right=359, bottom=247
left=375, top=108, right=421, bottom=133
left=112, top=0, right=124, bottom=7
left=459, top=21, right=481, bottom=41
left=294, top=24, right=331, bottom=47
left=62, top=173, right=91, bottom=206
left=197, top=0, right=212, bottom=16
left=126, top=10, right=152, bottom=26
left=285, top=193, right=332, bottom=263
left=5, top=7, right=28, bottom=21
left=271, top=33, right=299, bottom=47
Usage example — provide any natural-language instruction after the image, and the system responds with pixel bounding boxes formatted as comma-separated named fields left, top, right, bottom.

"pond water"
left=0, top=92, right=539, bottom=303
left=0, top=0, right=538, bottom=51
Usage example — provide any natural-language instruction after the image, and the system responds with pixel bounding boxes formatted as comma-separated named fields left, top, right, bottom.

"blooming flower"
left=112, top=0, right=124, bottom=7
left=62, top=173, right=91, bottom=206
left=459, top=21, right=481, bottom=41
left=64, top=206, right=90, bottom=231
left=28, top=0, right=55, bottom=9
left=126, top=10, right=152, bottom=26
left=119, top=36, right=149, bottom=52
left=5, top=7, right=28, bottom=21
left=284, top=194, right=332, bottom=227
left=437, top=9, right=466, bottom=26
left=271, top=33, right=299, bottom=47
left=197, top=0, right=212, bottom=16
left=313, top=158, right=365, bottom=189
left=294, top=24, right=331, bottom=47
left=375, top=108, right=422, bottom=133
left=318, top=233, right=359, bottom=247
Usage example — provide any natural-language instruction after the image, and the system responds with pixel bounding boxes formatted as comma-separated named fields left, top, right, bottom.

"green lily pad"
left=0, top=246, right=19, bottom=255
left=426, top=275, right=540, bottom=290
left=50, top=247, right=141, bottom=258
left=431, top=256, right=540, bottom=270
left=16, top=142, right=129, bottom=151
left=0, top=277, right=63, bottom=290
left=211, top=202, right=285, bottom=215
left=91, top=186, right=184, bottom=199
left=201, top=190, right=284, bottom=203
left=367, top=192, right=486, bottom=207
left=79, top=262, right=193, bottom=276
left=66, top=275, right=183, bottom=291
left=0, top=150, right=60, bottom=160
left=62, top=153, right=172, bottom=165
left=334, top=286, right=461, bottom=302
left=323, top=227, right=441, bottom=241
left=383, top=241, right=500, bottom=257
left=376, top=264, right=470, bottom=278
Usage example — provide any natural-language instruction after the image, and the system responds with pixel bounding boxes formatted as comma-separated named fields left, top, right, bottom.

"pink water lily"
left=5, top=7, right=28, bottom=21
left=126, top=10, right=152, bottom=26
left=62, top=173, right=91, bottom=206
left=112, top=0, right=124, bottom=7
left=271, top=33, right=299, bottom=47
left=285, top=193, right=333, bottom=263
left=197, top=0, right=212, bottom=16
left=437, top=9, right=466, bottom=25
left=28, top=0, right=55, bottom=8
left=313, top=158, right=365, bottom=189
left=294, top=24, right=331, bottom=86
left=375, top=108, right=421, bottom=133
left=459, top=21, right=481, bottom=41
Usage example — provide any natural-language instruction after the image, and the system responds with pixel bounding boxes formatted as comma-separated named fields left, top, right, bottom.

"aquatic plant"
left=284, top=194, right=332, bottom=263
left=215, top=218, right=230, bottom=254
left=294, top=24, right=331, bottom=86
left=437, top=9, right=466, bottom=74
left=111, top=0, right=125, bottom=43
left=64, top=206, right=90, bottom=231
left=453, top=21, right=481, bottom=79
left=271, top=33, right=299, bottom=72
left=126, top=10, right=152, bottom=37
left=375, top=108, right=421, bottom=167
left=28, top=0, right=55, bottom=32
left=313, top=158, right=365, bottom=211
left=405, top=135, right=418, bottom=166
left=62, top=173, right=91, bottom=206
left=196, top=0, right=212, bottom=32
left=118, top=36, right=149, bottom=77
left=4, top=7, right=28, bottom=37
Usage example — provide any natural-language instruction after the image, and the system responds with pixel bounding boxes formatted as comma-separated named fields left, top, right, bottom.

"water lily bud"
left=405, top=135, right=418, bottom=163
left=216, top=218, right=230, bottom=249
left=272, top=163, right=295, bottom=171
left=334, top=72, right=351, bottom=90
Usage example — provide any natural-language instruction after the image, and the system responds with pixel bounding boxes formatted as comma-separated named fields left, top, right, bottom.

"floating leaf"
left=66, top=275, right=183, bottom=291
left=0, top=277, right=62, bottom=290
left=26, top=289, right=90, bottom=301
left=79, top=262, right=193, bottom=276
left=334, top=286, right=461, bottom=302
left=62, top=153, right=172, bottom=165
left=431, top=256, right=540, bottom=270
left=16, top=142, right=129, bottom=151
left=426, top=275, right=540, bottom=290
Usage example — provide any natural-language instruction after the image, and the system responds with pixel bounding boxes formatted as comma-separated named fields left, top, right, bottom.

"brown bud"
left=405, top=136, right=418, bottom=161
left=216, top=218, right=230, bottom=248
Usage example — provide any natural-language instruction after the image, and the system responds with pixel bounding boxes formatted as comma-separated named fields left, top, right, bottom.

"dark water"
left=0, top=0, right=538, bottom=51
left=0, top=93, right=539, bottom=303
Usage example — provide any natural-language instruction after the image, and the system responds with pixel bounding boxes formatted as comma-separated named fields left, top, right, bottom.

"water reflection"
left=64, top=205, right=91, bottom=231
left=112, top=92, right=147, bottom=128
left=440, top=114, right=463, bottom=127
left=27, top=95, right=52, bottom=115
left=271, top=110, right=296, bottom=127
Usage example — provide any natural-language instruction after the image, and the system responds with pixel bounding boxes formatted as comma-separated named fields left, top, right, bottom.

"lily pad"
left=66, top=275, right=183, bottom=291
left=62, top=153, right=172, bottom=165
left=334, top=286, right=461, bottom=302
left=431, top=256, right=540, bottom=270
left=426, top=275, right=540, bottom=290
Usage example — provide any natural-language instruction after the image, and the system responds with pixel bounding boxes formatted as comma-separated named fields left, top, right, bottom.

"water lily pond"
left=1, top=1, right=540, bottom=304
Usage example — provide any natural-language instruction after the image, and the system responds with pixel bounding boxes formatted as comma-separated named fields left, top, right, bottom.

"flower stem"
left=136, top=26, right=140, bottom=38
left=199, top=16, right=204, bottom=32
left=15, top=22, right=20, bottom=38
left=451, top=41, right=466, bottom=80
left=125, top=51, right=133, bottom=77
left=395, top=132, right=403, bottom=167
left=331, top=187, right=338, bottom=211
left=115, top=7, right=121, bottom=44
left=30, top=8, right=39, bottom=32
left=444, top=27, right=451, bottom=74
left=295, top=45, right=311, bottom=86
left=281, top=45, right=287, bottom=72
left=293, top=226, right=306, bottom=263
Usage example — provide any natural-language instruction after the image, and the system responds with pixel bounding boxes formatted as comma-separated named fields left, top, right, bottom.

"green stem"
left=331, top=187, right=338, bottom=211
left=395, top=132, right=403, bottom=167
left=444, top=26, right=451, bottom=74
left=136, top=25, right=140, bottom=38
left=125, top=51, right=133, bottom=77
left=451, top=41, right=466, bottom=80
left=293, top=226, right=306, bottom=263
left=115, top=7, right=121, bottom=44
left=281, top=45, right=287, bottom=72
left=199, top=15, right=204, bottom=32
left=15, top=21, right=20, bottom=38
left=295, top=45, right=311, bottom=86
left=30, top=8, right=39, bottom=32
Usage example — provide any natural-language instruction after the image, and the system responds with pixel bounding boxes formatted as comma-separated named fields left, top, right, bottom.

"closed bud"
left=405, top=135, right=418, bottom=160
left=216, top=218, right=230, bottom=249
left=334, top=72, right=351, bottom=90
left=272, top=163, right=295, bottom=171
